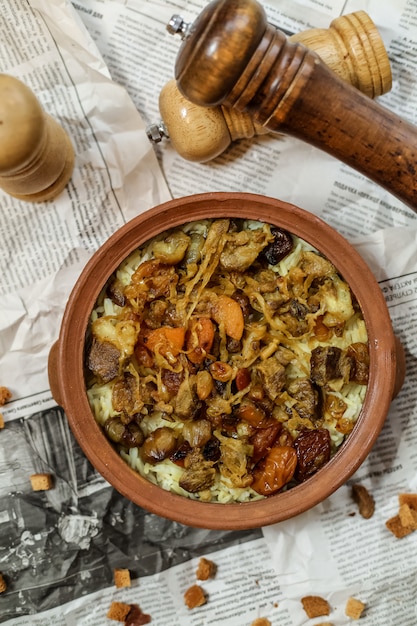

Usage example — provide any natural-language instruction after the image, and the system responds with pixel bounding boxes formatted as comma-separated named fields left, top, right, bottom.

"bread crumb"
left=0, top=574, right=7, bottom=593
left=351, top=483, right=375, bottom=519
left=107, top=601, right=131, bottom=621
left=0, top=387, right=11, bottom=405
left=301, top=595, right=330, bottom=618
left=250, top=619, right=271, bottom=626
left=345, top=596, right=366, bottom=619
left=398, top=493, right=417, bottom=510
left=399, top=503, right=417, bottom=530
left=184, top=584, right=207, bottom=609
left=0, top=414, right=4, bottom=429
left=114, top=568, right=131, bottom=588
left=315, top=623, right=334, bottom=626
left=30, top=473, right=54, bottom=491
left=196, top=557, right=217, bottom=580
left=386, top=493, right=417, bottom=538
left=386, top=514, right=413, bottom=538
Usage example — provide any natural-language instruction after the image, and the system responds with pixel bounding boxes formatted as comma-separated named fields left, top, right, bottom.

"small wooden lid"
left=0, top=74, right=44, bottom=174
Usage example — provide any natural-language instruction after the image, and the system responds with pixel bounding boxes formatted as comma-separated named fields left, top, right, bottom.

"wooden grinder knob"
left=156, top=79, right=267, bottom=162
left=160, top=9, right=391, bottom=162
left=0, top=74, right=75, bottom=202
left=291, top=11, right=391, bottom=98
left=173, top=0, right=417, bottom=210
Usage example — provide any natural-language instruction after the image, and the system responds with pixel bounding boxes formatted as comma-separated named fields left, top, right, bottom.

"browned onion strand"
left=86, top=219, right=368, bottom=503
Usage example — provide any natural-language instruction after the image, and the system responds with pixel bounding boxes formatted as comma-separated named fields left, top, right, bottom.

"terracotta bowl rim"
left=49, top=192, right=397, bottom=529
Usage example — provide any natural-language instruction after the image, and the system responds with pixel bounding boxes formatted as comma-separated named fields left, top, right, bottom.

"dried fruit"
left=351, top=483, right=375, bottom=519
left=294, top=429, right=331, bottom=481
left=252, top=446, right=297, bottom=495
left=260, top=227, right=293, bottom=265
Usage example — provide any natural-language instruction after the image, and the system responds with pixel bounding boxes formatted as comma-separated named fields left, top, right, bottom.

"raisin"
left=235, top=367, right=251, bottom=390
left=161, top=368, right=183, bottom=393
left=202, top=437, right=221, bottom=462
left=171, top=441, right=192, bottom=465
left=250, top=421, right=282, bottom=463
left=351, top=483, right=375, bottom=519
left=231, top=291, right=252, bottom=318
left=260, top=228, right=294, bottom=265
left=209, top=361, right=233, bottom=382
left=294, top=428, right=331, bottom=481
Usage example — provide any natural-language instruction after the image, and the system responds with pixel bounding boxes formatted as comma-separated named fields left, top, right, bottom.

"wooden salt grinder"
left=151, top=9, right=392, bottom=162
left=0, top=74, right=75, bottom=202
left=173, top=0, right=417, bottom=211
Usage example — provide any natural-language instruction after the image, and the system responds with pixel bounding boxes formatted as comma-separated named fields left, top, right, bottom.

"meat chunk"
left=112, top=371, right=143, bottom=416
left=125, top=259, right=178, bottom=301
left=220, top=227, right=272, bottom=272
left=300, top=250, right=336, bottom=278
left=174, top=376, right=200, bottom=419
left=310, top=346, right=353, bottom=386
left=106, top=278, right=126, bottom=307
left=287, top=378, right=320, bottom=421
left=87, top=337, right=120, bottom=382
left=347, top=342, right=370, bottom=384
left=179, top=448, right=216, bottom=492
left=256, top=357, right=286, bottom=400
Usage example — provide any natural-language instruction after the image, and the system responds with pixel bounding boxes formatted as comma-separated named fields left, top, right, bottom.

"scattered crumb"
left=114, top=568, right=131, bottom=588
left=386, top=493, right=417, bottom=538
left=107, top=601, right=151, bottom=624
left=184, top=584, right=207, bottom=609
left=0, top=574, right=6, bottom=593
left=0, top=414, right=4, bottom=429
left=0, top=386, right=11, bottom=405
left=399, top=493, right=417, bottom=509
left=301, top=595, right=330, bottom=618
left=386, top=515, right=413, bottom=538
left=107, top=601, right=132, bottom=622
left=196, top=557, right=217, bottom=581
left=30, top=473, right=54, bottom=491
left=250, top=619, right=271, bottom=626
left=124, top=604, right=151, bottom=624
left=351, top=483, right=375, bottom=519
left=399, top=503, right=417, bottom=530
left=345, top=596, right=366, bottom=619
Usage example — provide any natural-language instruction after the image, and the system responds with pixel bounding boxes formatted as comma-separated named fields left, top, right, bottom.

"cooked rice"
left=86, top=219, right=368, bottom=502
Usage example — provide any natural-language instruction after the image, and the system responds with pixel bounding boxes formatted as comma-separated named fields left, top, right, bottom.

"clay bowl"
left=48, top=192, right=403, bottom=529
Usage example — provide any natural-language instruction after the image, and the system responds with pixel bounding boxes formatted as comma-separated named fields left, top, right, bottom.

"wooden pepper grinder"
left=0, top=74, right=75, bottom=202
left=172, top=0, right=417, bottom=211
left=148, top=10, right=392, bottom=162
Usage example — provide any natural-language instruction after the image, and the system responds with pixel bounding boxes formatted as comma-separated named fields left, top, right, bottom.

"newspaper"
left=1, top=0, right=417, bottom=624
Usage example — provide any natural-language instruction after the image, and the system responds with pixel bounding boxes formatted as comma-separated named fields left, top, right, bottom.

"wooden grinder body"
left=174, top=0, right=417, bottom=210
left=162, top=8, right=392, bottom=162
left=0, top=74, right=74, bottom=202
